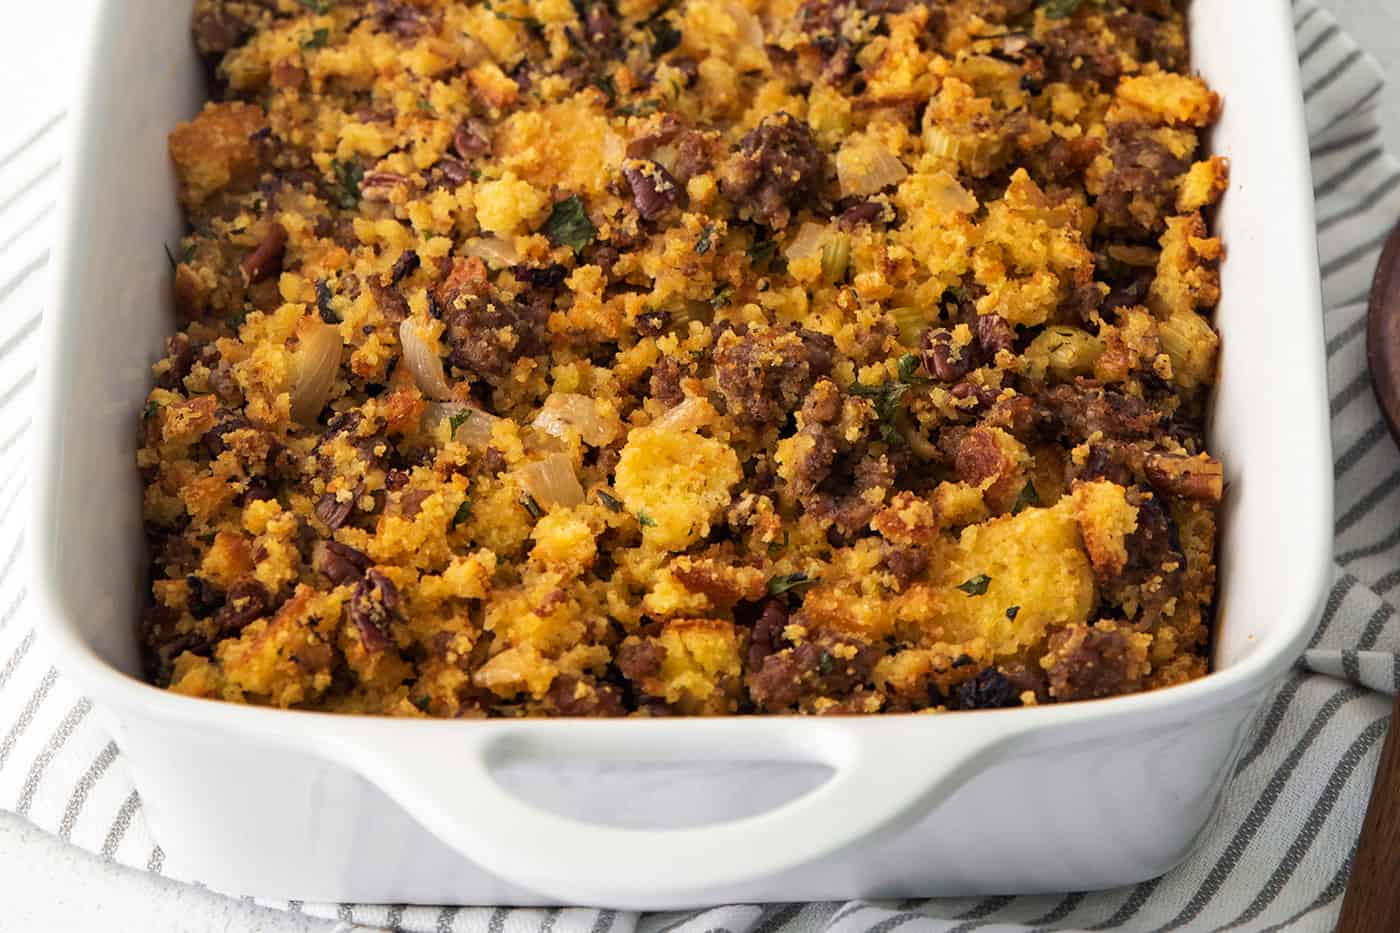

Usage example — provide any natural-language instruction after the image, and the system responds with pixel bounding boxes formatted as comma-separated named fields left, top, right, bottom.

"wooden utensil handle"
left=1337, top=691, right=1400, bottom=932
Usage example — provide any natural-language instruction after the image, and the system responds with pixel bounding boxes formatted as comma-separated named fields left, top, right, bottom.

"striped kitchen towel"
left=0, top=0, right=1397, bottom=930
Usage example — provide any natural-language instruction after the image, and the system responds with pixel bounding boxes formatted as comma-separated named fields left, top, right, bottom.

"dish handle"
left=325, top=716, right=1023, bottom=907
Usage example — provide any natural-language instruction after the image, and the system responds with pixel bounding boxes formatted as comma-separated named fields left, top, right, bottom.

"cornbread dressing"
left=140, top=0, right=1227, bottom=717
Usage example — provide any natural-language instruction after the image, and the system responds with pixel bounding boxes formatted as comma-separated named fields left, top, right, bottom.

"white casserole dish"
left=32, top=0, right=1332, bottom=910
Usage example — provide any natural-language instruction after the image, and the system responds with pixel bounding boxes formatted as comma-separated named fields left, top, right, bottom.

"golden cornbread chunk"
left=142, top=0, right=1224, bottom=716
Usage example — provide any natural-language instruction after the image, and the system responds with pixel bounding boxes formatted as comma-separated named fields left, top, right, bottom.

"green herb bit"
left=298, top=0, right=332, bottom=12
left=592, top=74, right=618, bottom=105
left=818, top=653, right=834, bottom=675
left=447, top=409, right=470, bottom=437
left=767, top=529, right=790, bottom=557
left=820, top=234, right=851, bottom=285
left=302, top=27, right=329, bottom=49
left=896, top=353, right=921, bottom=383
left=596, top=489, right=624, bottom=512
left=416, top=97, right=436, bottom=113
left=637, top=511, right=657, bottom=528
left=618, top=100, right=661, bottom=117
left=410, top=695, right=432, bottom=712
left=521, top=495, right=544, bottom=520
left=451, top=501, right=472, bottom=528
left=768, top=572, right=819, bottom=598
left=1005, top=606, right=1020, bottom=620
left=695, top=226, right=715, bottom=255
left=1041, top=0, right=1084, bottom=18
left=748, top=237, right=777, bottom=269
left=710, top=285, right=735, bottom=309
left=330, top=157, right=364, bottom=210
left=957, top=574, right=992, bottom=597
left=1012, top=482, right=1041, bottom=515
left=649, top=18, right=682, bottom=56
left=544, top=195, right=597, bottom=254
left=142, top=400, right=160, bottom=422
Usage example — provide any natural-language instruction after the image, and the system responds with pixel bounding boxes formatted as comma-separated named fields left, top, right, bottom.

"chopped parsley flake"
left=747, top=237, right=778, bottom=269
left=451, top=501, right=472, bottom=528
left=596, top=490, right=624, bottom=512
left=957, top=574, right=992, bottom=597
left=1012, top=482, right=1041, bottom=514
left=1041, top=0, right=1086, bottom=18
left=447, top=409, right=470, bottom=437
left=1005, top=606, right=1020, bottom=620
left=592, top=74, right=618, bottom=105
left=544, top=195, right=597, bottom=254
left=849, top=355, right=928, bottom=446
left=649, top=18, right=682, bottom=56
left=618, top=100, right=661, bottom=117
left=330, top=157, right=364, bottom=210
left=521, top=495, right=544, bottom=520
left=302, top=27, right=329, bottom=49
left=637, top=511, right=657, bottom=527
left=768, top=572, right=819, bottom=597
left=695, top=226, right=715, bottom=255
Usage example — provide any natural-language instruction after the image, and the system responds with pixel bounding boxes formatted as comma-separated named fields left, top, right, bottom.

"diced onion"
left=399, top=318, right=454, bottom=401
left=926, top=170, right=979, bottom=215
left=516, top=453, right=584, bottom=510
left=290, top=320, right=342, bottom=425
left=784, top=222, right=829, bottom=263
left=533, top=393, right=622, bottom=447
left=726, top=1, right=765, bottom=52
left=651, top=395, right=716, bottom=433
left=424, top=402, right=500, bottom=449
left=462, top=236, right=520, bottom=269
left=836, top=140, right=908, bottom=199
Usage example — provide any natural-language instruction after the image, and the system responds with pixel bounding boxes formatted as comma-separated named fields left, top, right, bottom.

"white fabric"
left=0, top=1, right=1396, bottom=930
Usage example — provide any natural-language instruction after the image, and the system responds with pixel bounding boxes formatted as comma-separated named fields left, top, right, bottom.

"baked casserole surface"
left=140, top=0, right=1227, bottom=716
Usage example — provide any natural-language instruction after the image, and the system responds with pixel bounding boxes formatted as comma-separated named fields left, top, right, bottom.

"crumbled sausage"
left=714, top=325, right=834, bottom=426
left=720, top=113, right=827, bottom=230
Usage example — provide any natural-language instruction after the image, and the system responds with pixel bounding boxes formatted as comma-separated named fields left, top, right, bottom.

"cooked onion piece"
left=516, top=453, right=584, bottom=510
left=399, top=318, right=453, bottom=401
left=462, top=235, right=520, bottom=269
left=836, top=138, right=908, bottom=198
left=423, top=402, right=500, bottom=449
left=290, top=320, right=342, bottom=425
left=532, top=393, right=622, bottom=447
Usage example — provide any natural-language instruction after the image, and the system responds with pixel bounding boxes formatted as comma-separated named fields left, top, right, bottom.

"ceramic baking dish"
left=31, top=0, right=1331, bottom=910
